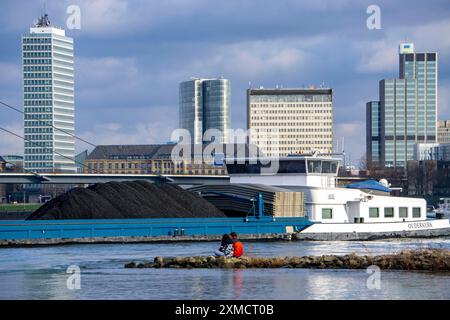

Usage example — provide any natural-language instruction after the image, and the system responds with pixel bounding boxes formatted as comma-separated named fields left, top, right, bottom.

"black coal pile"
left=27, top=181, right=225, bottom=220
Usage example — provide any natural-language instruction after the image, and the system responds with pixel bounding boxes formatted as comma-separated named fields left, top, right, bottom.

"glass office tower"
left=179, top=78, right=230, bottom=144
left=366, top=101, right=381, bottom=166
left=179, top=79, right=204, bottom=144
left=366, top=43, right=438, bottom=169
left=22, top=14, right=75, bottom=173
left=379, top=78, right=418, bottom=168
left=399, top=50, right=438, bottom=143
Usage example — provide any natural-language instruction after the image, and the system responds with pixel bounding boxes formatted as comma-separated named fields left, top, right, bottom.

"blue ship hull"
left=0, top=217, right=312, bottom=244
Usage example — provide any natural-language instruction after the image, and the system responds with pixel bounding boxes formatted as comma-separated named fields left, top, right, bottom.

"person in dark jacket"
left=214, top=234, right=234, bottom=257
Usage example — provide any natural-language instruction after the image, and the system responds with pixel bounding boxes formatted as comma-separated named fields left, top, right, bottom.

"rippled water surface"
left=0, top=238, right=449, bottom=299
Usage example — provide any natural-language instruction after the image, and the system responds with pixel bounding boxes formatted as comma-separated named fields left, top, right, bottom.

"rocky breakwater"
left=125, top=249, right=450, bottom=271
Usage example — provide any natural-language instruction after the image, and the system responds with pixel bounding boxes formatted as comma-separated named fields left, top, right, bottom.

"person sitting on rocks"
left=214, top=234, right=234, bottom=257
left=230, top=232, right=244, bottom=258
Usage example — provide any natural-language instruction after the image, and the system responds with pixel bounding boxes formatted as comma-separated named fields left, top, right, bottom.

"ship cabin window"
left=369, top=207, right=379, bottom=218
left=308, top=160, right=322, bottom=173
left=307, top=160, right=339, bottom=175
left=412, top=207, right=421, bottom=218
left=226, top=159, right=307, bottom=174
left=399, top=207, right=408, bottom=218
left=321, top=208, right=333, bottom=219
left=384, top=207, right=394, bottom=218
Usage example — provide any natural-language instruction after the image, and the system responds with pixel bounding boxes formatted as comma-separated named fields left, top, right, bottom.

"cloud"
left=0, top=62, right=20, bottom=85
left=354, top=40, right=398, bottom=74
left=354, top=18, right=450, bottom=74
left=74, top=56, right=143, bottom=108
left=76, top=56, right=139, bottom=87
left=74, top=0, right=129, bottom=35
left=410, top=19, right=450, bottom=54
left=0, top=122, right=23, bottom=156
left=438, top=79, right=450, bottom=119
left=162, top=37, right=325, bottom=83
left=76, top=106, right=177, bottom=151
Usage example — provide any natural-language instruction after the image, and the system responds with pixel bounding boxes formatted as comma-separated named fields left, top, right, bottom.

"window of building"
left=369, top=207, right=379, bottom=218
left=399, top=207, right=408, bottom=218
left=384, top=207, right=394, bottom=218
left=321, top=208, right=333, bottom=219
left=412, top=207, right=421, bottom=218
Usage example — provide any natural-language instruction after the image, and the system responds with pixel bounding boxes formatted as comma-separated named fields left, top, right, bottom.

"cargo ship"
left=214, top=154, right=450, bottom=240
left=1, top=154, right=449, bottom=246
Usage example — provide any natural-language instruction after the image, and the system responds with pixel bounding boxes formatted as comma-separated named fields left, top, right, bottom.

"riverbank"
left=125, top=249, right=450, bottom=271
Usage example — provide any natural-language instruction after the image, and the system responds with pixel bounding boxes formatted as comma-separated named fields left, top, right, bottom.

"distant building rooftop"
left=86, top=144, right=261, bottom=161
left=248, top=88, right=332, bottom=96
left=438, top=120, right=450, bottom=128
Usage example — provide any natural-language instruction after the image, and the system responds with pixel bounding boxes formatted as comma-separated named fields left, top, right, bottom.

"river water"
left=0, top=238, right=449, bottom=300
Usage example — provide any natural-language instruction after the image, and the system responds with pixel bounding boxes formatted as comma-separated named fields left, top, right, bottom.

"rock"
left=348, top=259, right=360, bottom=269
left=124, top=261, right=136, bottom=268
left=187, top=257, right=197, bottom=265
left=124, top=249, right=450, bottom=271
left=153, top=257, right=164, bottom=268
left=222, top=262, right=235, bottom=269
left=175, top=257, right=185, bottom=264
left=163, top=257, right=175, bottom=265
left=206, top=256, right=216, bottom=264
left=288, top=257, right=301, bottom=266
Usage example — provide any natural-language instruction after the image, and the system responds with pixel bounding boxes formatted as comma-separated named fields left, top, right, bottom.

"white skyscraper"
left=22, top=14, right=75, bottom=173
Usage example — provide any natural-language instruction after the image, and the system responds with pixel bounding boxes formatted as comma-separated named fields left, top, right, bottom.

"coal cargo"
left=27, top=181, right=225, bottom=220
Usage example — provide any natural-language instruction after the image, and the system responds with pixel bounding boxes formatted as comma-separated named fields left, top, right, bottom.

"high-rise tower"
left=22, top=14, right=75, bottom=173
left=179, top=78, right=230, bottom=144
left=366, top=43, right=438, bottom=169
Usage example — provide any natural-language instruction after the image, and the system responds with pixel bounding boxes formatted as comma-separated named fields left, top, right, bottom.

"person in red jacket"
left=230, top=232, right=243, bottom=258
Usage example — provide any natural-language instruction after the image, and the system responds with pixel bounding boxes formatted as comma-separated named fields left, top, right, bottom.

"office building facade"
left=366, top=101, right=381, bottom=167
left=366, top=43, right=438, bottom=169
left=247, top=88, right=333, bottom=157
left=438, top=120, right=450, bottom=143
left=84, top=144, right=259, bottom=175
left=22, top=14, right=75, bottom=173
left=179, top=78, right=230, bottom=144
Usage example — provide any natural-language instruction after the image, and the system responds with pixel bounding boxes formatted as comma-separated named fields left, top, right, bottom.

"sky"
left=0, top=0, right=449, bottom=165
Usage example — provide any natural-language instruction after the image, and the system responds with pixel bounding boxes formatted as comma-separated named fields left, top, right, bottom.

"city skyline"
left=0, top=1, right=450, bottom=166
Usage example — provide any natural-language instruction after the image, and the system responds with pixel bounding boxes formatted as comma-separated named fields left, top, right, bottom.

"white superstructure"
left=226, top=154, right=450, bottom=237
